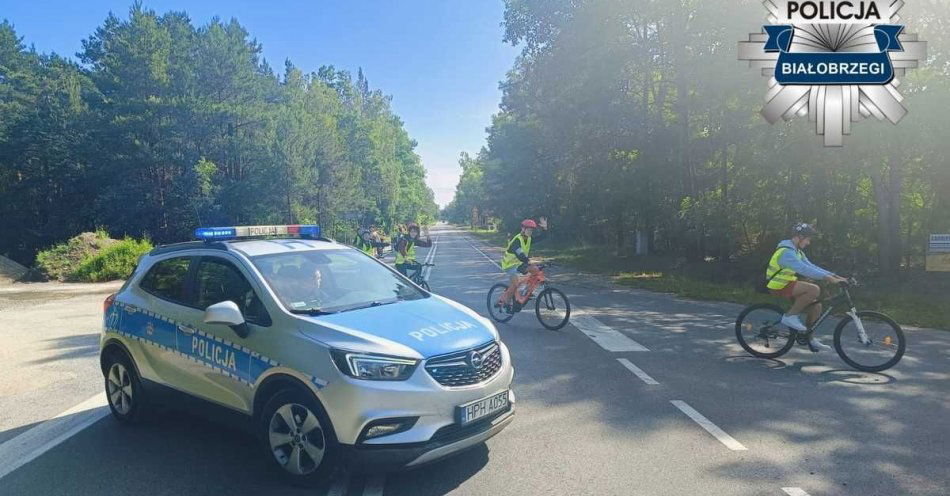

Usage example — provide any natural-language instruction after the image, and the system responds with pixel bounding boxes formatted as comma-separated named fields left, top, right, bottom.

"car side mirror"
left=203, top=300, right=249, bottom=338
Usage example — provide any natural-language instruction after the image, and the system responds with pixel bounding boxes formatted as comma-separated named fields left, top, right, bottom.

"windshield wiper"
left=369, top=300, right=397, bottom=307
left=335, top=299, right=399, bottom=313
left=289, top=308, right=335, bottom=316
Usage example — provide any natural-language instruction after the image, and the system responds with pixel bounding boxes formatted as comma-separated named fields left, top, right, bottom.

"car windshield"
left=250, top=248, right=426, bottom=314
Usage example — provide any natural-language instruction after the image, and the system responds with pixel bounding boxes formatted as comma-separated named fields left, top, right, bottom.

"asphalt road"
left=0, top=224, right=947, bottom=495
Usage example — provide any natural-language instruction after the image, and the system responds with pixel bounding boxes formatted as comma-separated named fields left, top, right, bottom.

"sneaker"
left=808, top=337, right=833, bottom=352
left=780, top=314, right=807, bottom=331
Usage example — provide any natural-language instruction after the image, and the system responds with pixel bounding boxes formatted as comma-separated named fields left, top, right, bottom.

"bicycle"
left=406, top=262, right=434, bottom=291
left=486, top=264, right=571, bottom=330
left=735, top=279, right=905, bottom=372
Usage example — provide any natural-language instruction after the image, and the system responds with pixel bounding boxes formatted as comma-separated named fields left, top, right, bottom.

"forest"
left=443, top=0, right=950, bottom=279
left=0, top=4, right=438, bottom=265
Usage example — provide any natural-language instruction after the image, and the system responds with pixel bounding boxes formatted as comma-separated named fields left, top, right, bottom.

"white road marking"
left=467, top=237, right=502, bottom=270
left=363, top=474, right=386, bottom=495
left=0, top=392, right=110, bottom=480
left=670, top=400, right=747, bottom=451
left=571, top=313, right=649, bottom=352
left=617, top=358, right=660, bottom=385
left=781, top=488, right=811, bottom=496
left=422, top=235, right=439, bottom=280
left=326, top=475, right=350, bottom=496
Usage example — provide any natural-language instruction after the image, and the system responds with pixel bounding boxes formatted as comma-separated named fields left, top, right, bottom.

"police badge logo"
left=738, top=1, right=927, bottom=146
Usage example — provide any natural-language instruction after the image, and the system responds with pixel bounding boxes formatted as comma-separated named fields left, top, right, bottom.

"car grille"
left=425, top=341, right=502, bottom=387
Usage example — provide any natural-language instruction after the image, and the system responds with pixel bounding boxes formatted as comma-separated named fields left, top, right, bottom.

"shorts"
left=504, top=266, right=520, bottom=278
left=769, top=281, right=797, bottom=300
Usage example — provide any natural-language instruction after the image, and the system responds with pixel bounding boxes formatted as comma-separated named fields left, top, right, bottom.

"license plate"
left=458, top=390, right=509, bottom=426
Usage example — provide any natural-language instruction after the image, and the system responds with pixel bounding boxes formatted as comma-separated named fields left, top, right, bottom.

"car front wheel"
left=259, top=388, right=339, bottom=485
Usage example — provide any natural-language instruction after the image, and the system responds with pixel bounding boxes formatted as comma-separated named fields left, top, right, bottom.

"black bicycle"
left=735, top=279, right=905, bottom=372
left=406, top=262, right=434, bottom=291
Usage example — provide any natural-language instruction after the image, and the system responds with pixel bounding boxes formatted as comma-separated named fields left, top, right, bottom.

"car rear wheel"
left=260, top=388, right=339, bottom=486
left=103, top=351, right=146, bottom=424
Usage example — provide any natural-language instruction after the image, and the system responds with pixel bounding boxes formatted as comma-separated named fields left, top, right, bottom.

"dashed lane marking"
left=466, top=235, right=649, bottom=353
left=571, top=313, right=649, bottom=352
left=617, top=358, right=660, bottom=385
left=422, top=235, right=439, bottom=280
left=0, top=392, right=109, bottom=480
left=670, top=400, right=747, bottom=451
left=781, top=488, right=811, bottom=496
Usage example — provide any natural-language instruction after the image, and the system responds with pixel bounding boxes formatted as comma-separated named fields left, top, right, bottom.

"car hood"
left=297, top=295, right=498, bottom=358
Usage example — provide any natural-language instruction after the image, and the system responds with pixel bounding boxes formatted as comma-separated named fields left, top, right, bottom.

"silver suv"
left=99, top=225, right=514, bottom=484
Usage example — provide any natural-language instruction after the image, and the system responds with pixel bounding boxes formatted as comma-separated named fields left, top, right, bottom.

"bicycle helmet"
left=792, top=222, right=818, bottom=237
left=521, top=219, right=537, bottom=229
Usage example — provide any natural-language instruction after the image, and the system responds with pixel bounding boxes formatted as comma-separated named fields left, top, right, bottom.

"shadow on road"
left=26, top=333, right=100, bottom=365
left=0, top=404, right=341, bottom=496
left=384, top=444, right=489, bottom=496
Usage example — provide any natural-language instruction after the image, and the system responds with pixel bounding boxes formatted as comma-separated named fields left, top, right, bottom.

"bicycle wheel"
left=833, top=311, right=905, bottom=372
left=735, top=303, right=795, bottom=359
left=487, top=283, right=514, bottom=323
left=535, top=287, right=570, bottom=330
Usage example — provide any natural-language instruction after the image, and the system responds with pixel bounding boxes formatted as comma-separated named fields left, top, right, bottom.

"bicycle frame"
left=797, top=285, right=870, bottom=344
left=512, top=268, right=546, bottom=305
left=409, top=264, right=431, bottom=283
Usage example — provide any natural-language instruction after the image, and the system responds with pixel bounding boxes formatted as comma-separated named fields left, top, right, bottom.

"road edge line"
left=466, top=236, right=502, bottom=271
left=0, top=392, right=109, bottom=480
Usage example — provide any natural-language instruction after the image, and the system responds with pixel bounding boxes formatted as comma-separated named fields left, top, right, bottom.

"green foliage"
left=35, top=229, right=152, bottom=282
left=448, top=0, right=950, bottom=280
left=35, top=230, right=117, bottom=281
left=522, top=237, right=950, bottom=330
left=0, top=6, right=437, bottom=264
left=69, top=237, right=153, bottom=282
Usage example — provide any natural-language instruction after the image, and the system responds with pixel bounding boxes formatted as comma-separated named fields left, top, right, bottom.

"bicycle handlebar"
left=838, top=277, right=859, bottom=288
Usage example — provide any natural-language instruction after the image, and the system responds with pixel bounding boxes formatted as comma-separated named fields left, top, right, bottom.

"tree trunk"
left=871, top=158, right=903, bottom=275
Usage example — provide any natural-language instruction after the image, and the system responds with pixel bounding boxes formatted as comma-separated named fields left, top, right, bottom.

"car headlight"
left=330, top=350, right=418, bottom=381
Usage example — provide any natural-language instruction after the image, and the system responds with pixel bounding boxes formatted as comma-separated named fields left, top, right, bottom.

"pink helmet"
left=521, top=219, right=537, bottom=229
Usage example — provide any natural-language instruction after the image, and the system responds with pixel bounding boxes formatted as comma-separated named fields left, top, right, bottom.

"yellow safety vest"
left=766, top=247, right=803, bottom=290
left=501, top=234, right=531, bottom=270
left=359, top=242, right=374, bottom=256
left=354, top=235, right=375, bottom=256
left=395, top=237, right=416, bottom=264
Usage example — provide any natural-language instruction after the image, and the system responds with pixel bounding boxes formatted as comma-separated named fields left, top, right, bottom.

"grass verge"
left=466, top=228, right=949, bottom=330
left=35, top=231, right=152, bottom=282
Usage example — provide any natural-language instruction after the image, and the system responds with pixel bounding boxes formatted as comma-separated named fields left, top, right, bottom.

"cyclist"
left=766, top=222, right=848, bottom=351
left=369, top=225, right=385, bottom=257
left=395, top=222, right=432, bottom=277
left=354, top=227, right=388, bottom=257
left=497, top=217, right=548, bottom=307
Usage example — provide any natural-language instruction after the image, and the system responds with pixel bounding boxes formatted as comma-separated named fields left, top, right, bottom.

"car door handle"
left=177, top=324, right=196, bottom=335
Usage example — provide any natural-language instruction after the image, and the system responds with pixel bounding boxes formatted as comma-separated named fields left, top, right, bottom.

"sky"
left=0, top=0, right=519, bottom=207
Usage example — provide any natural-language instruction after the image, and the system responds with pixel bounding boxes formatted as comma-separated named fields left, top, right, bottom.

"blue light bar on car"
left=194, top=225, right=321, bottom=241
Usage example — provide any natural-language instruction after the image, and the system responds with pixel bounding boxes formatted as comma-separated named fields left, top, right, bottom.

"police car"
left=100, top=225, right=514, bottom=483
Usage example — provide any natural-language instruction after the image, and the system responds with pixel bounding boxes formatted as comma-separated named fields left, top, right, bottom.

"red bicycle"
left=487, top=264, right=571, bottom=330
